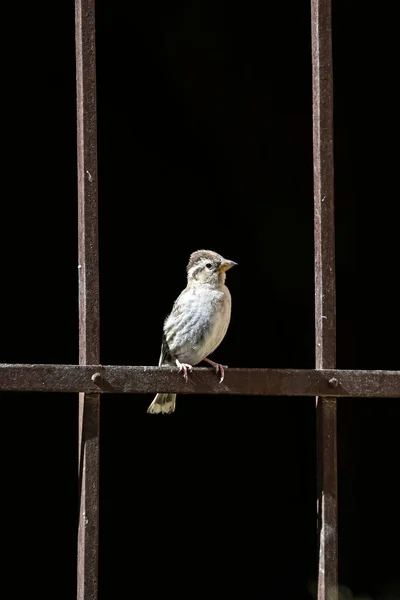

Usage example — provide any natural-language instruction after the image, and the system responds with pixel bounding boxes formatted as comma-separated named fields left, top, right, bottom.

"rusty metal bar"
left=1, top=364, right=400, bottom=397
left=311, top=0, right=338, bottom=596
left=75, top=0, right=100, bottom=597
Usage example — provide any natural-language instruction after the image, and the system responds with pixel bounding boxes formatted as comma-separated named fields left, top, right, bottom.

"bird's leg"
left=176, top=359, right=193, bottom=383
left=203, top=357, right=228, bottom=383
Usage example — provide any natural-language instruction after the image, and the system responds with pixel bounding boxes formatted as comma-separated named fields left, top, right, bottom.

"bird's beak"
left=219, top=259, right=238, bottom=272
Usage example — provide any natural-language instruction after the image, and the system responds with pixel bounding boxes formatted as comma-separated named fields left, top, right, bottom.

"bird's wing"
left=158, top=333, right=172, bottom=366
left=157, top=290, right=187, bottom=366
left=161, top=288, right=196, bottom=361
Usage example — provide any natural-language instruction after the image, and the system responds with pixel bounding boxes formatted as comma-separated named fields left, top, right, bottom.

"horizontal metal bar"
left=1, top=364, right=400, bottom=397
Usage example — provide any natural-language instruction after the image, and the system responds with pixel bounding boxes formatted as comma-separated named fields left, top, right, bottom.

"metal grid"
left=0, top=1, right=398, bottom=599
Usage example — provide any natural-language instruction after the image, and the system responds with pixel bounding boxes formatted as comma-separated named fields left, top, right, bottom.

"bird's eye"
left=205, top=262, right=213, bottom=270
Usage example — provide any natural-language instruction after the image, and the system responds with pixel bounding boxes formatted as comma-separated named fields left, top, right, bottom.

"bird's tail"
left=147, top=393, right=177, bottom=415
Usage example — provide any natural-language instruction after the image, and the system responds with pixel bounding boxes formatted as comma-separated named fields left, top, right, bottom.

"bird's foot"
left=203, top=358, right=228, bottom=383
left=176, top=360, right=193, bottom=383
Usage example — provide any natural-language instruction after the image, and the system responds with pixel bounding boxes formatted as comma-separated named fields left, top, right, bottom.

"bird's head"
left=186, top=250, right=237, bottom=286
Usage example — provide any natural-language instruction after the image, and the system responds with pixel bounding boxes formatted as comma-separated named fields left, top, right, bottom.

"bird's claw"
left=203, top=358, right=228, bottom=383
left=176, top=360, right=193, bottom=383
left=215, top=363, right=228, bottom=384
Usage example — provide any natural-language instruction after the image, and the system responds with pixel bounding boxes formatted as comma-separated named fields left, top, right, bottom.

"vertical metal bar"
left=75, top=0, right=100, bottom=598
left=311, top=0, right=338, bottom=598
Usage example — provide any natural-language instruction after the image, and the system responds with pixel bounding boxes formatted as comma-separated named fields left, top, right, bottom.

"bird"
left=147, top=249, right=237, bottom=414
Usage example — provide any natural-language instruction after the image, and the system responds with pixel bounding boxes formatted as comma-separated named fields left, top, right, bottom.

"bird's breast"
left=164, top=285, right=231, bottom=365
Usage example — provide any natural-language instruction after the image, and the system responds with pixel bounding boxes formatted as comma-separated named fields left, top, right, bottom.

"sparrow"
left=147, top=249, right=237, bottom=414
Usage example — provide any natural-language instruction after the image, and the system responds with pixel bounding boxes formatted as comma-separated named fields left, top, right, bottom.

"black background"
left=1, top=0, right=399, bottom=598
